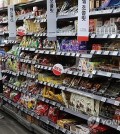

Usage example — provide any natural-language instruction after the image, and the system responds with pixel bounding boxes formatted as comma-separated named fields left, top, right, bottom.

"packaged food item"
left=48, top=106, right=60, bottom=123
left=35, top=102, right=49, bottom=116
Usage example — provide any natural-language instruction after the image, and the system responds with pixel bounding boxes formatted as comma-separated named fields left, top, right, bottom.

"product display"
left=0, top=0, right=120, bottom=134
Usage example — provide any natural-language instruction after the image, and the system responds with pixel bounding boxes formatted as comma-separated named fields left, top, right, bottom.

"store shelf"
left=90, top=50, right=120, bottom=57
left=36, top=80, right=120, bottom=107
left=90, top=34, right=120, bottom=39
left=19, top=71, right=36, bottom=79
left=90, top=6, right=120, bottom=16
left=57, top=13, right=78, bottom=20
left=93, top=70, right=120, bottom=79
left=35, top=50, right=93, bottom=58
left=19, top=47, right=36, bottom=51
left=19, top=58, right=36, bottom=64
left=3, top=97, right=120, bottom=132
left=3, top=97, right=72, bottom=134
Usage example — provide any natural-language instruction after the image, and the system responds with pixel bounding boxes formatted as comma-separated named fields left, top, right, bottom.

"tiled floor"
left=0, top=111, right=33, bottom=134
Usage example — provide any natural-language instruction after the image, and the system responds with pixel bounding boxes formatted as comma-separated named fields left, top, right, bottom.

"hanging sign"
left=52, top=64, right=64, bottom=76
left=8, top=5, right=16, bottom=40
left=77, top=0, right=89, bottom=41
left=47, top=0, right=57, bottom=41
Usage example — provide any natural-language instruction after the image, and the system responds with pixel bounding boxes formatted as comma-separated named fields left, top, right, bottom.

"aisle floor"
left=0, top=111, right=33, bottom=134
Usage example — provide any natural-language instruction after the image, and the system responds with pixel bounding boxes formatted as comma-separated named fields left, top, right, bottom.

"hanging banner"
left=47, top=0, right=57, bottom=41
left=77, top=0, right=89, bottom=41
left=8, top=5, right=16, bottom=40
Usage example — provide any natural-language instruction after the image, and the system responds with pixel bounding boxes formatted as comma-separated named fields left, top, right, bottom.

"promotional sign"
left=52, top=64, right=64, bottom=76
left=77, top=0, right=89, bottom=41
left=8, top=5, right=16, bottom=40
left=47, top=0, right=57, bottom=41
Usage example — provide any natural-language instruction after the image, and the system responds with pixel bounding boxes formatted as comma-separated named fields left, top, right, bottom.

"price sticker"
left=31, top=112, right=34, bottom=117
left=76, top=53, right=80, bottom=57
left=52, top=102, right=56, bottom=106
left=44, top=66, right=48, bottom=70
left=96, top=50, right=102, bottom=55
left=96, top=117, right=100, bottom=123
left=65, top=52, right=70, bottom=56
left=61, top=52, right=65, bottom=56
left=110, top=34, right=116, bottom=38
left=71, top=53, right=76, bottom=57
left=56, top=125, right=60, bottom=130
left=74, top=72, right=78, bottom=76
left=112, top=51, right=118, bottom=56
left=101, top=97, right=107, bottom=102
left=114, top=101, right=120, bottom=106
left=103, top=51, right=109, bottom=55
left=45, top=51, right=49, bottom=54
left=62, top=128, right=66, bottom=133
left=51, top=51, right=55, bottom=55
left=37, top=116, right=40, bottom=119
left=103, top=34, right=108, bottom=38
left=117, top=126, right=120, bottom=131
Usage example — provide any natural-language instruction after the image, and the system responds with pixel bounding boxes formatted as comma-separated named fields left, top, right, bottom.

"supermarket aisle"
left=0, top=111, right=32, bottom=134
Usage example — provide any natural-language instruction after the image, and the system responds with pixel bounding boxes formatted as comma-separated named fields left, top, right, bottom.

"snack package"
left=48, top=106, right=60, bottom=123
left=35, top=102, right=49, bottom=116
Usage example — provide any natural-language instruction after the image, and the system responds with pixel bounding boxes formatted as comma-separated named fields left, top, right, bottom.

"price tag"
left=42, top=98, right=45, bottom=101
left=54, top=85, right=58, bottom=88
left=48, top=67, right=52, bottom=70
left=61, top=52, right=65, bottom=56
left=37, top=116, right=40, bottom=119
left=103, top=34, right=108, bottom=38
left=106, top=72, right=112, bottom=77
left=68, top=71, right=72, bottom=74
left=46, top=99, right=49, bottom=103
left=62, top=128, right=66, bottom=133
left=117, top=126, right=120, bottom=131
left=44, top=66, right=48, bottom=70
left=47, top=83, right=51, bottom=86
left=101, top=97, right=107, bottom=102
left=112, top=51, right=118, bottom=56
left=71, top=53, right=76, bottom=57
left=73, top=72, right=78, bottom=76
left=103, top=51, right=109, bottom=55
left=52, top=102, right=56, bottom=106
left=78, top=72, right=83, bottom=76
left=110, top=34, right=116, bottom=38
left=51, top=51, right=55, bottom=55
left=114, top=8, right=120, bottom=13
left=84, top=73, right=89, bottom=77
left=76, top=53, right=80, bottom=57
left=117, top=34, right=120, bottom=39
left=57, top=52, right=61, bottom=55
left=92, top=70, right=96, bottom=75
left=60, top=106, right=64, bottom=111
left=96, top=117, right=100, bottom=123
left=55, top=125, right=60, bottom=130
left=46, top=120, right=50, bottom=124
left=31, top=112, right=34, bottom=116
left=96, top=50, right=102, bottom=55
left=45, top=51, right=49, bottom=54
left=114, top=101, right=120, bottom=106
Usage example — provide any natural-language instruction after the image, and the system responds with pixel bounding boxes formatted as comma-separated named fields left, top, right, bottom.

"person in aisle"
left=0, top=64, right=7, bottom=119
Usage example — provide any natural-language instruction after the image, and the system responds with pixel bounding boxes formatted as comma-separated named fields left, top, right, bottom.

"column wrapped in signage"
left=8, top=5, right=16, bottom=40
left=77, top=0, right=89, bottom=41
left=47, top=0, right=57, bottom=41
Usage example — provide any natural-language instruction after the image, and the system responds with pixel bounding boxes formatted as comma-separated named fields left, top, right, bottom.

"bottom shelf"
left=2, top=105, right=51, bottom=134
